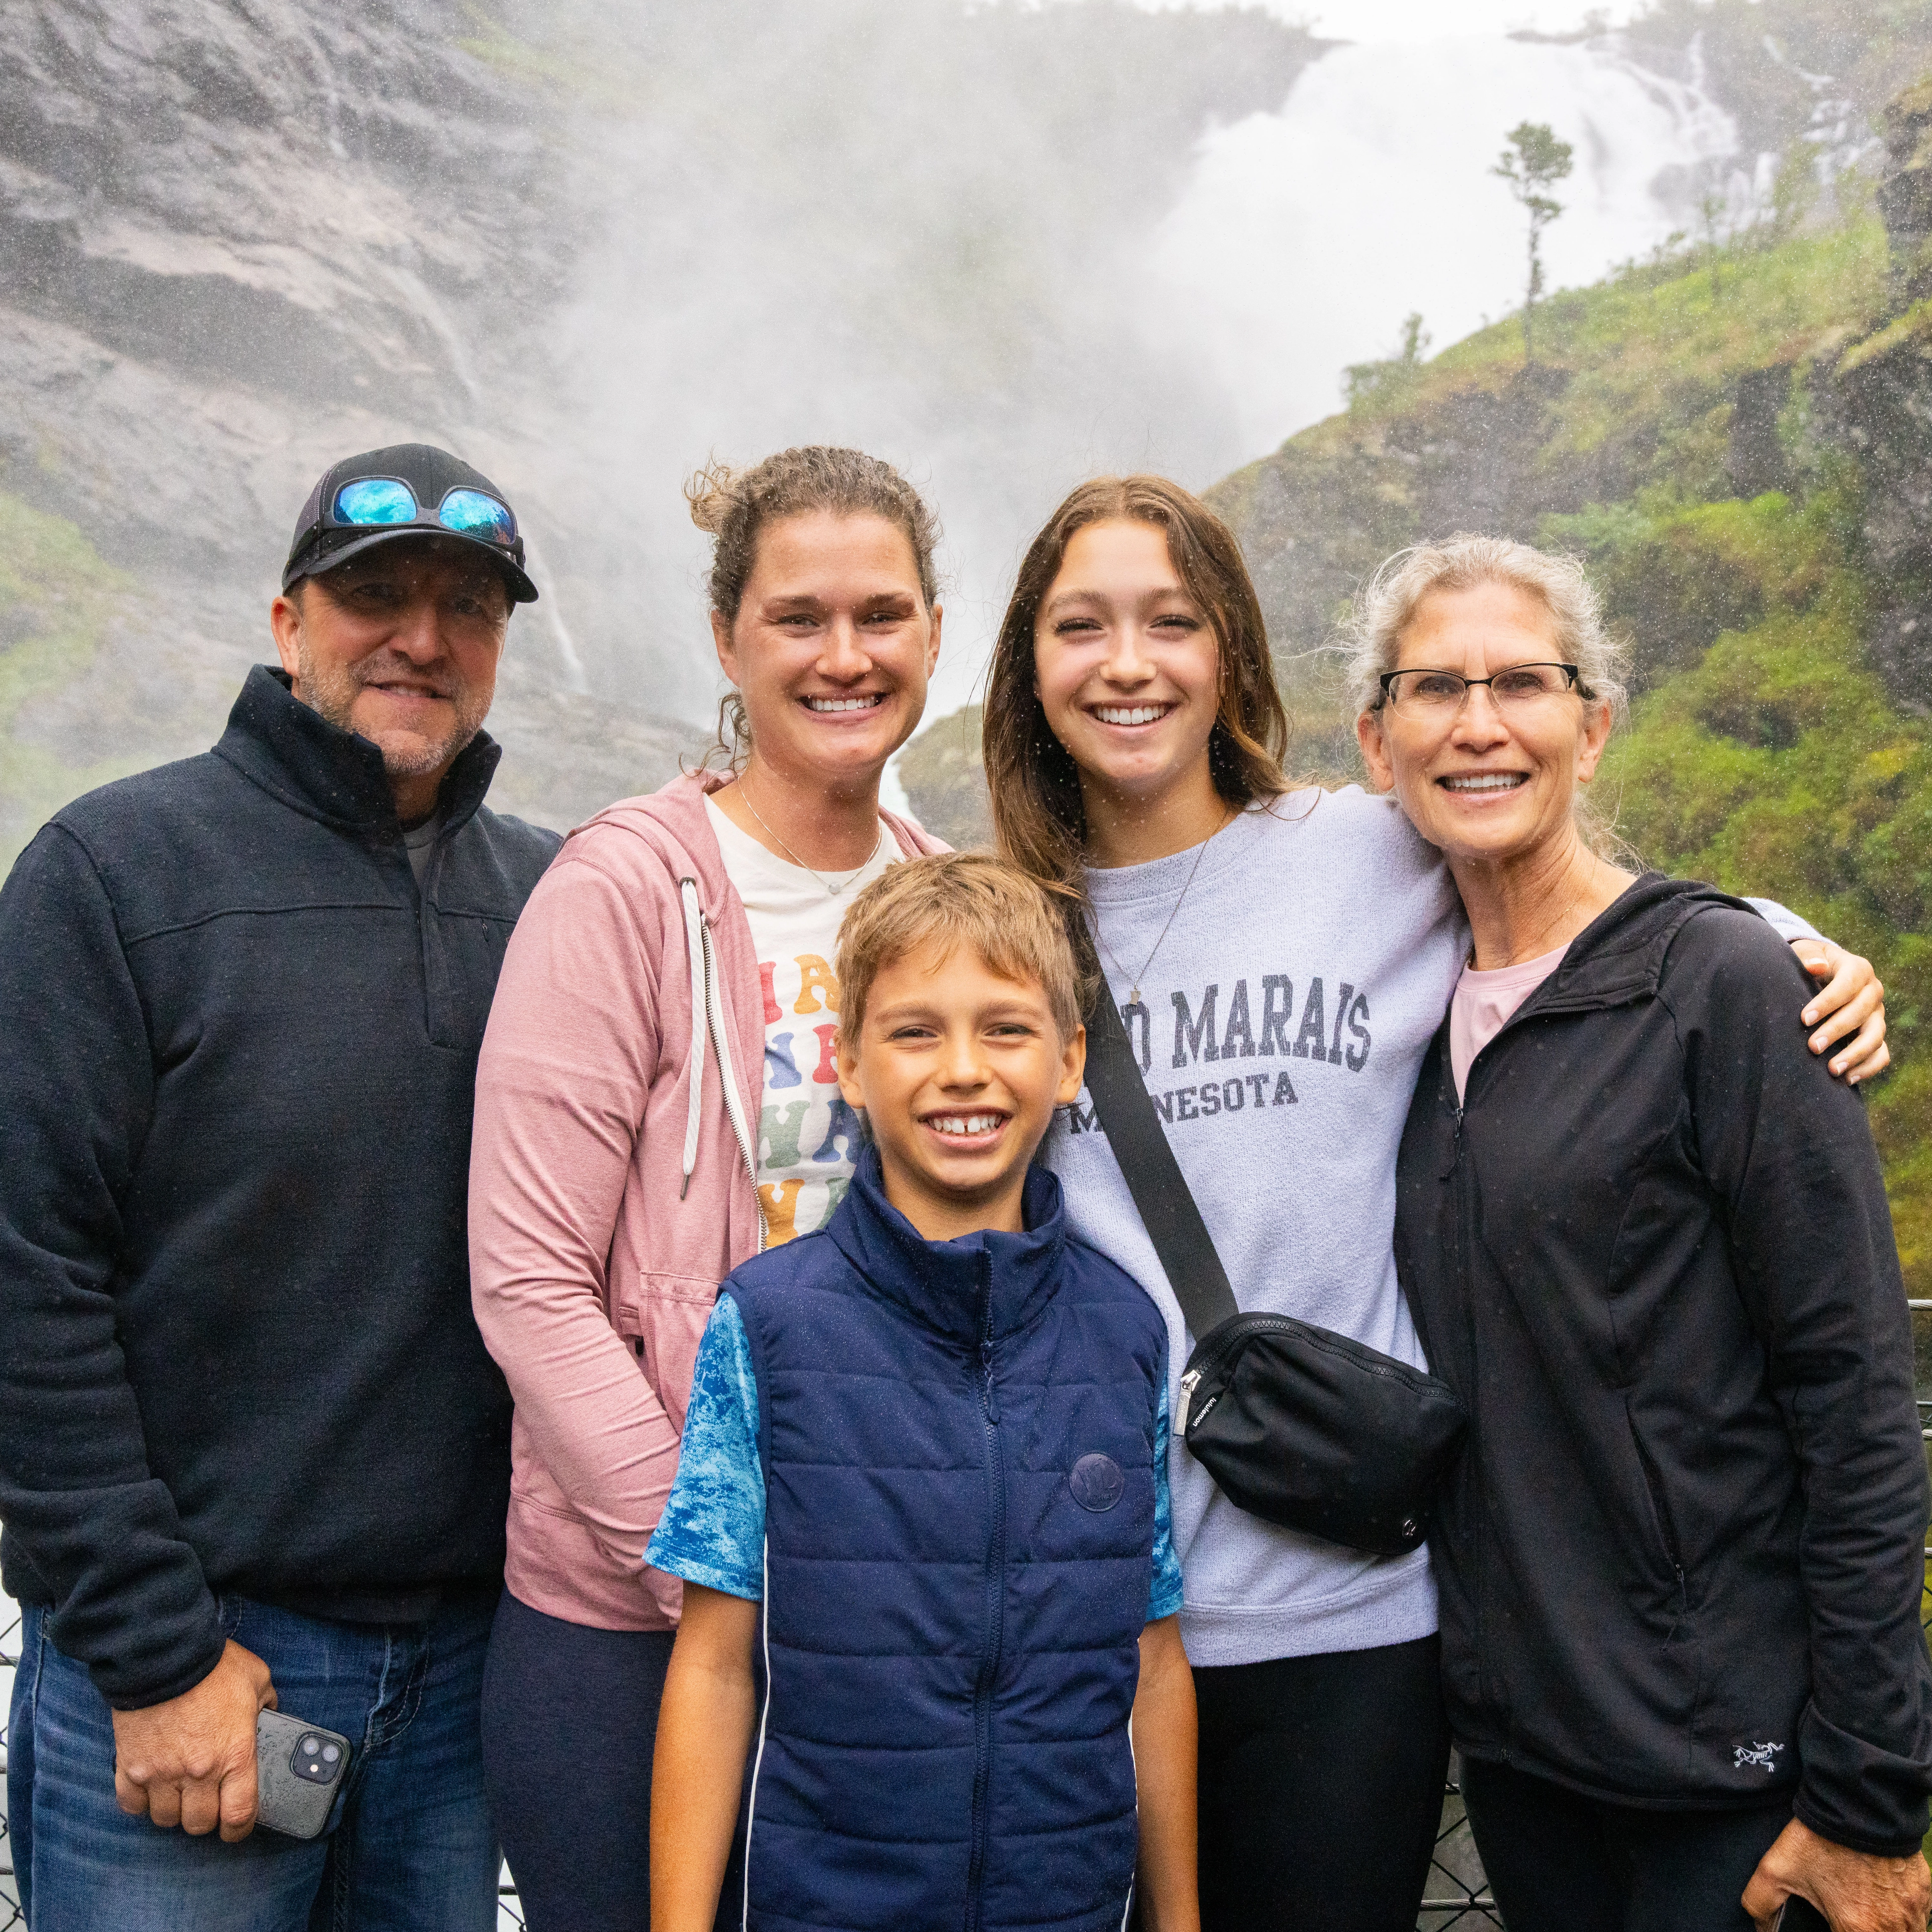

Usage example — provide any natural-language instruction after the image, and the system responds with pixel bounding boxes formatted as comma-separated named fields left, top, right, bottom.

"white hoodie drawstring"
left=679, top=878, right=706, bottom=1198
left=677, top=874, right=767, bottom=1248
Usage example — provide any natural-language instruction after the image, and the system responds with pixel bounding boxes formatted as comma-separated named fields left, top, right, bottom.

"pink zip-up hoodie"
left=468, top=769, right=944, bottom=1630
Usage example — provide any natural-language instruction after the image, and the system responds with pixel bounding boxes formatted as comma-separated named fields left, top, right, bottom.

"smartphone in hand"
left=1773, top=1897, right=1830, bottom=1931
left=255, top=1709, right=351, bottom=1839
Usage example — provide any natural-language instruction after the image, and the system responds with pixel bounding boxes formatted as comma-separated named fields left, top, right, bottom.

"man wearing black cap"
left=0, top=446, right=561, bottom=1929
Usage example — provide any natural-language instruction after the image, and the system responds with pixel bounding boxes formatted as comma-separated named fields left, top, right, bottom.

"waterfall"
left=2, top=0, right=1841, bottom=813
left=1145, top=28, right=1743, bottom=456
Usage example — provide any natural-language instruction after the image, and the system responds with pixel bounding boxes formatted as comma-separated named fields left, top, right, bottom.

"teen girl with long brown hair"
left=981, top=476, right=1889, bottom=1931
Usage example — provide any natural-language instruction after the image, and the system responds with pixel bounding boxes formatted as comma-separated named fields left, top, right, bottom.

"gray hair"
left=1346, top=533, right=1629, bottom=727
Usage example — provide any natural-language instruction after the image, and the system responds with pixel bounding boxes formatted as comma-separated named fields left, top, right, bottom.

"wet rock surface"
left=1826, top=74, right=1932, bottom=714
left=0, top=0, right=555, bottom=549
left=0, top=0, right=651, bottom=835
left=0, top=0, right=1322, bottom=848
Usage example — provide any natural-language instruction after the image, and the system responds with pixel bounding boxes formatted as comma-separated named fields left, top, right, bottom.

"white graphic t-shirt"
left=705, top=795, right=902, bottom=1244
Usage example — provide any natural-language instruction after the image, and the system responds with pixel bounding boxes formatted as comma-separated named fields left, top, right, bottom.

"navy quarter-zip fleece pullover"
left=0, top=666, right=559, bottom=1708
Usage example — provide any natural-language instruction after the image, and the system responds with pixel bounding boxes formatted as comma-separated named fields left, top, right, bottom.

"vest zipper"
left=964, top=1251, right=1005, bottom=1932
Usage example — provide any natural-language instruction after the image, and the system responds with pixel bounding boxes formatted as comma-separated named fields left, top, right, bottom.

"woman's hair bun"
left=683, top=460, right=738, bottom=535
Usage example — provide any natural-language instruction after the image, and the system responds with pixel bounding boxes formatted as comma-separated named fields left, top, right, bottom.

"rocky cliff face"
left=1, top=1, right=541, bottom=437
left=0, top=0, right=692, bottom=842
left=0, top=0, right=1321, bottom=860
left=1827, top=75, right=1932, bottom=712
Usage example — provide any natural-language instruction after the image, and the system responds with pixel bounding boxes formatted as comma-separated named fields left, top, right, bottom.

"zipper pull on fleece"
left=981, top=1339, right=1000, bottom=1424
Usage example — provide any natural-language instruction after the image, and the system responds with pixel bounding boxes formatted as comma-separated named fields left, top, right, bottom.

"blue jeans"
left=9, top=1591, right=501, bottom=1932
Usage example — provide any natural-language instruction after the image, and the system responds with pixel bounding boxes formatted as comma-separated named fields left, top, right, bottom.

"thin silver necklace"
left=736, top=778, right=884, bottom=899
left=1094, top=808, right=1234, bottom=1006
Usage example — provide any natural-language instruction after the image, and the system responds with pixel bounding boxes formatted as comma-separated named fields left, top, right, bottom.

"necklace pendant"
left=1129, top=986, right=1141, bottom=1007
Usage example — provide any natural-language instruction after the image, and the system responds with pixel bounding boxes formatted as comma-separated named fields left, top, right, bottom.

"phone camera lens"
left=321, top=1744, right=341, bottom=1763
left=300, top=1735, right=321, bottom=1754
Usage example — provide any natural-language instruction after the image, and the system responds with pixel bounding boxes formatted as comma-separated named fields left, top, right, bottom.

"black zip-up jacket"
left=0, top=667, right=559, bottom=1708
left=1393, top=875, right=1932, bottom=1855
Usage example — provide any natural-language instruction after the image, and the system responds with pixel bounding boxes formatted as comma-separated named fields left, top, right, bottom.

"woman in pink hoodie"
left=468, top=447, right=948, bottom=1931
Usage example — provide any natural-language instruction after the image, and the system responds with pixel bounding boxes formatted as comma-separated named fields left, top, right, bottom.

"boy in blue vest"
left=648, top=853, right=1197, bottom=1932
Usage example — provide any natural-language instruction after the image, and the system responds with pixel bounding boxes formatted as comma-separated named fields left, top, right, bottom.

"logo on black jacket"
left=1733, top=1741, right=1785, bottom=1772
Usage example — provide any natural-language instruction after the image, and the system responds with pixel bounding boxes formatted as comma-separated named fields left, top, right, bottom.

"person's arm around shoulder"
left=1668, top=912, right=1930, bottom=1929
left=1789, top=935, right=1888, bottom=1082
left=1743, top=897, right=1889, bottom=1084
left=1133, top=1615, right=1200, bottom=1932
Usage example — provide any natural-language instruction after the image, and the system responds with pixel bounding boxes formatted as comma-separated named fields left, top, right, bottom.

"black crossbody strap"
left=1082, top=991, right=1241, bottom=1340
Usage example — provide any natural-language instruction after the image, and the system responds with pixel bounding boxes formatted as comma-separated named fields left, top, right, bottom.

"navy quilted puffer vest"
left=724, top=1147, right=1165, bottom=1932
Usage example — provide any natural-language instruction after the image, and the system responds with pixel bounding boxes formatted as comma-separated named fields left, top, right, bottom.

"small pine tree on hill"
left=1493, top=121, right=1575, bottom=364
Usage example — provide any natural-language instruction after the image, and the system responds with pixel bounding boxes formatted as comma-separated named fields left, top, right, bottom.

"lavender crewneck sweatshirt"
left=1043, top=788, right=1820, bottom=1668
left=1042, top=788, right=1462, bottom=1665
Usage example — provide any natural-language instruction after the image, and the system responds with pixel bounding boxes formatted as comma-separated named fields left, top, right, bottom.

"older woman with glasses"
left=1356, top=535, right=1932, bottom=1932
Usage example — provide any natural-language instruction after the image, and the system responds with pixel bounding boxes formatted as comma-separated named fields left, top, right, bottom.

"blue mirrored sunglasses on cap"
left=331, top=477, right=517, bottom=547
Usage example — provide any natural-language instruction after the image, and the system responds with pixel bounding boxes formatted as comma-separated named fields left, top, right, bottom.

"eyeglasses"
left=330, top=478, right=517, bottom=548
left=1379, top=663, right=1580, bottom=712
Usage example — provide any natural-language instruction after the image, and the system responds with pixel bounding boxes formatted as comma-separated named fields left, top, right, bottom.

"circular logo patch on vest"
left=1069, top=1453, right=1125, bottom=1513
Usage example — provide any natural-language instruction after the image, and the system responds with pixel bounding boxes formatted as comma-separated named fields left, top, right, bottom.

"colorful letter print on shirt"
left=706, top=797, right=901, bottom=1243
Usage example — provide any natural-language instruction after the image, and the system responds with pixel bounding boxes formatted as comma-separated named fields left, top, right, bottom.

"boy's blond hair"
left=837, top=853, right=1082, bottom=1044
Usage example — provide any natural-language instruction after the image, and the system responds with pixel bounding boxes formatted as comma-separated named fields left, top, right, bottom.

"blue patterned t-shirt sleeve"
left=645, top=1294, right=766, bottom=1601
left=1148, top=1371, right=1184, bottom=1623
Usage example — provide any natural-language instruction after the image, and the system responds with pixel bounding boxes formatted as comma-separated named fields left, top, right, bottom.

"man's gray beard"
left=295, top=637, right=489, bottom=778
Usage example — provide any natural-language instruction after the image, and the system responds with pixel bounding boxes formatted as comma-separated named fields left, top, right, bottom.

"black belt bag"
left=1082, top=990, right=1467, bottom=1560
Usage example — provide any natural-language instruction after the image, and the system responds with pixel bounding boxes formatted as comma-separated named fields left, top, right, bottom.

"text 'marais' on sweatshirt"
left=1045, top=787, right=1470, bottom=1669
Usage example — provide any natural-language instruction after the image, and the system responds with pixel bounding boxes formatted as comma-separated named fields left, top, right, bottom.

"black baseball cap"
left=282, top=443, right=538, bottom=603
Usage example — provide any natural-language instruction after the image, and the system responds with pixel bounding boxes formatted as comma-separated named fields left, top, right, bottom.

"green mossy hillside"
left=889, top=74, right=1932, bottom=1286
left=1201, top=101, right=1932, bottom=1293
left=1585, top=493, right=1932, bottom=1286
left=1208, top=214, right=1898, bottom=760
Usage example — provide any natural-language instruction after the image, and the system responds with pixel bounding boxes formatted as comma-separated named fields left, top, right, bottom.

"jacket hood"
left=571, top=765, right=940, bottom=898
left=569, top=767, right=738, bottom=907
left=828, top=1145, right=1067, bottom=1346
left=213, top=665, right=501, bottom=835
left=568, top=771, right=946, bottom=1201
left=1514, top=872, right=1756, bottom=1016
